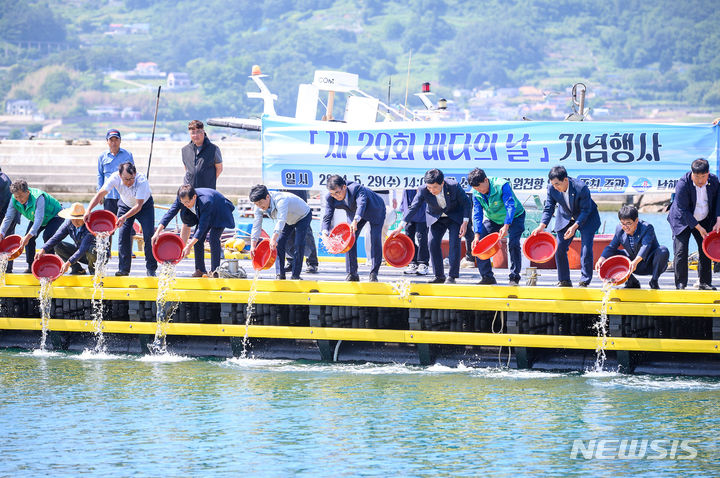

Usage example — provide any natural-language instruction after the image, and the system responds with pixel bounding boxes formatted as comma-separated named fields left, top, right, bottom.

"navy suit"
left=540, top=177, right=601, bottom=283
left=322, top=182, right=386, bottom=276
left=161, top=188, right=235, bottom=272
left=0, top=172, right=17, bottom=272
left=601, top=221, right=669, bottom=283
left=404, top=179, right=472, bottom=279
left=667, top=172, right=720, bottom=287
left=401, top=189, right=429, bottom=266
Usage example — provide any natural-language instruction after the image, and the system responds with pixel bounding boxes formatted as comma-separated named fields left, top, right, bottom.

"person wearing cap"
left=667, top=158, right=720, bottom=290
left=98, top=129, right=134, bottom=216
left=0, top=179, right=64, bottom=273
left=37, top=203, right=97, bottom=275
left=0, top=168, right=19, bottom=272
left=390, top=168, right=471, bottom=284
left=467, top=167, right=526, bottom=286
left=531, top=165, right=601, bottom=288
left=152, top=185, right=235, bottom=278
left=248, top=184, right=312, bottom=280
left=321, top=175, right=386, bottom=282
left=596, top=205, right=668, bottom=290
left=85, top=161, right=157, bottom=276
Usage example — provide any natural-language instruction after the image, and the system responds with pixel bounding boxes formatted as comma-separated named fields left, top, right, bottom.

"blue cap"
left=106, top=129, right=121, bottom=140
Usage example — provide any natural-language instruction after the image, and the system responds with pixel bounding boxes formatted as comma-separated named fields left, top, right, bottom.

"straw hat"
left=58, top=202, right=86, bottom=219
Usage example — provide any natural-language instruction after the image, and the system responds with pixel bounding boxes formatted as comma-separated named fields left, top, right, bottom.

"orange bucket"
left=598, top=255, right=632, bottom=285
left=325, top=223, right=355, bottom=254
left=383, top=233, right=415, bottom=268
left=472, top=232, right=501, bottom=260
left=252, top=239, right=277, bottom=271
left=523, top=232, right=557, bottom=263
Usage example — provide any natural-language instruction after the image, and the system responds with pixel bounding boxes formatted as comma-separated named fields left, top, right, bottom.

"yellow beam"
left=1, top=317, right=718, bottom=354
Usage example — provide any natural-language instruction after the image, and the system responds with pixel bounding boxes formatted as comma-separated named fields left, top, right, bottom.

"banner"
left=262, top=116, right=719, bottom=194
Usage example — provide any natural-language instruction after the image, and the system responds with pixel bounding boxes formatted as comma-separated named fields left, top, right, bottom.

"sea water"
left=0, top=351, right=717, bottom=476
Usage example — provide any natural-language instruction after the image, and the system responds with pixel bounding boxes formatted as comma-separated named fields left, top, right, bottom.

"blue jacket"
left=42, top=220, right=95, bottom=265
left=404, top=178, right=471, bottom=227
left=667, top=171, right=720, bottom=236
left=601, top=220, right=660, bottom=261
left=0, top=171, right=11, bottom=218
left=540, top=177, right=601, bottom=233
left=321, top=182, right=386, bottom=232
left=160, top=188, right=235, bottom=240
left=401, top=189, right=426, bottom=223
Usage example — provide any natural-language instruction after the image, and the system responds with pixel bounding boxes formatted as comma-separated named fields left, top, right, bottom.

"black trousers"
left=615, top=247, right=669, bottom=282
left=673, top=222, right=714, bottom=287
left=429, top=216, right=461, bottom=279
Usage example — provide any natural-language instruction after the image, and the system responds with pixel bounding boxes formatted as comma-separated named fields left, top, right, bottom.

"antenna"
left=403, top=51, right=412, bottom=120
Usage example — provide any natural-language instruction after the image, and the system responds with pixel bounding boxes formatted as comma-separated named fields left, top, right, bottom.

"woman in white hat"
left=37, top=202, right=97, bottom=275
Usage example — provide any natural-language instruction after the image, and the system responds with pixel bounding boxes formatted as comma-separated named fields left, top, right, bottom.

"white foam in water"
left=137, top=352, right=193, bottom=363
left=582, top=369, right=621, bottom=378
left=74, top=349, right=126, bottom=361
left=29, top=349, right=61, bottom=358
left=590, top=375, right=720, bottom=391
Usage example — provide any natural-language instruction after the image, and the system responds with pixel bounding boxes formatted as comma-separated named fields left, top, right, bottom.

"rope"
left=490, top=310, right=512, bottom=367
left=216, top=260, right=247, bottom=279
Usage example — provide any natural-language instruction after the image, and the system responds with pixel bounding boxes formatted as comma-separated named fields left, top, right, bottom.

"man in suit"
left=391, top=169, right=471, bottom=284
left=468, top=167, right=526, bottom=286
left=667, top=158, right=720, bottom=290
left=400, top=188, right=429, bottom=276
left=0, top=168, right=18, bottom=272
left=152, top=185, right=235, bottom=277
left=321, top=175, right=386, bottom=282
left=596, top=205, right=669, bottom=289
left=532, top=165, right=601, bottom=287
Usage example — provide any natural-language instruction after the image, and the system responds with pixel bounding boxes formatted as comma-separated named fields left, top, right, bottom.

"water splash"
left=390, top=278, right=412, bottom=302
left=591, top=280, right=614, bottom=372
left=240, top=270, right=261, bottom=359
left=0, top=252, right=9, bottom=287
left=89, top=233, right=110, bottom=354
left=37, top=277, right=53, bottom=351
left=148, top=262, right=179, bottom=355
left=322, top=234, right=346, bottom=253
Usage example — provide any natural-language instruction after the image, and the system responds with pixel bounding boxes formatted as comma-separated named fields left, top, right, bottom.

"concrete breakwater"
left=0, top=139, right=262, bottom=202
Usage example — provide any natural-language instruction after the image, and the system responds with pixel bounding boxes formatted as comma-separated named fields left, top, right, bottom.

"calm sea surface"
left=1, top=350, right=718, bottom=477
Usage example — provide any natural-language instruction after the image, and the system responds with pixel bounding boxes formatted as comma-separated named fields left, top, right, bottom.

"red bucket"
left=383, top=233, right=415, bottom=268
left=152, top=233, right=185, bottom=264
left=0, top=234, right=23, bottom=261
left=86, top=210, right=117, bottom=235
left=325, top=223, right=355, bottom=254
left=598, top=255, right=632, bottom=285
left=472, top=232, right=501, bottom=260
left=252, top=239, right=277, bottom=271
left=32, top=254, right=64, bottom=281
left=523, top=232, right=557, bottom=263
left=702, top=230, right=720, bottom=262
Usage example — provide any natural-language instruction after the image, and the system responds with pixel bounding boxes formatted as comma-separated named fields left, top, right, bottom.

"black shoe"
left=276, top=273, right=286, bottom=280
left=649, top=279, right=660, bottom=290
left=477, top=276, right=497, bottom=285
left=444, top=277, right=456, bottom=284
left=369, top=272, right=378, bottom=282
left=557, top=280, right=572, bottom=287
left=23, top=266, right=32, bottom=274
left=676, top=284, right=686, bottom=290
left=427, top=276, right=446, bottom=284
left=305, top=264, right=318, bottom=274
left=578, top=280, right=590, bottom=288
left=624, top=279, right=641, bottom=289
left=146, top=269, right=156, bottom=277
left=115, top=271, right=129, bottom=276
left=698, top=283, right=716, bottom=291
left=70, top=266, right=86, bottom=275
left=284, top=263, right=293, bottom=273
left=346, top=273, right=360, bottom=282
left=88, top=268, right=95, bottom=275
left=290, top=275, right=301, bottom=280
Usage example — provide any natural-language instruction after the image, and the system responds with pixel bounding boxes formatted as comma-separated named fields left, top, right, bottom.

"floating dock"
left=1, top=260, right=719, bottom=376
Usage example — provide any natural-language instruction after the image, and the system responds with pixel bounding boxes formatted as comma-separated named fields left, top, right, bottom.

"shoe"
left=70, top=266, right=86, bottom=275
left=698, top=283, right=716, bottom=291
left=146, top=270, right=156, bottom=277
left=508, top=279, right=519, bottom=286
left=403, top=263, right=418, bottom=275
left=290, top=275, right=301, bottom=280
left=88, top=268, right=95, bottom=275
left=557, top=280, right=572, bottom=287
left=649, top=279, right=660, bottom=290
left=23, top=266, right=32, bottom=274
left=417, top=264, right=429, bottom=275
left=369, top=272, right=378, bottom=282
left=276, top=273, right=286, bottom=280
left=305, top=264, right=318, bottom=274
left=427, top=276, right=446, bottom=284
left=346, top=273, right=360, bottom=282
left=460, top=257, right=475, bottom=269
left=624, top=279, right=641, bottom=289
left=115, top=271, right=129, bottom=276
left=578, top=281, right=590, bottom=288
left=676, top=284, right=686, bottom=290
left=444, top=277, right=456, bottom=284
left=191, top=269, right=206, bottom=278
left=284, top=263, right=293, bottom=273
left=477, top=276, right=497, bottom=285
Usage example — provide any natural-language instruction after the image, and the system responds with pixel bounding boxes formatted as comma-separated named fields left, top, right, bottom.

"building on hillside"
left=167, top=72, right=193, bottom=89
left=5, top=100, right=37, bottom=116
left=134, top=62, right=165, bottom=78
left=87, top=105, right=120, bottom=119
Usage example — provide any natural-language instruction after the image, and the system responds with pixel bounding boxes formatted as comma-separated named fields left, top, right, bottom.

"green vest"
left=472, top=178, right=524, bottom=224
left=11, top=187, right=62, bottom=227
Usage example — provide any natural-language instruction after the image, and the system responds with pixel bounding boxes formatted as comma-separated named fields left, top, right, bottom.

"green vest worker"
left=0, top=180, right=64, bottom=273
left=467, top=168, right=526, bottom=286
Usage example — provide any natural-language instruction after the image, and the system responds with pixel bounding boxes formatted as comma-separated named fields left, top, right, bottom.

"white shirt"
left=102, top=171, right=152, bottom=208
left=693, top=183, right=709, bottom=222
